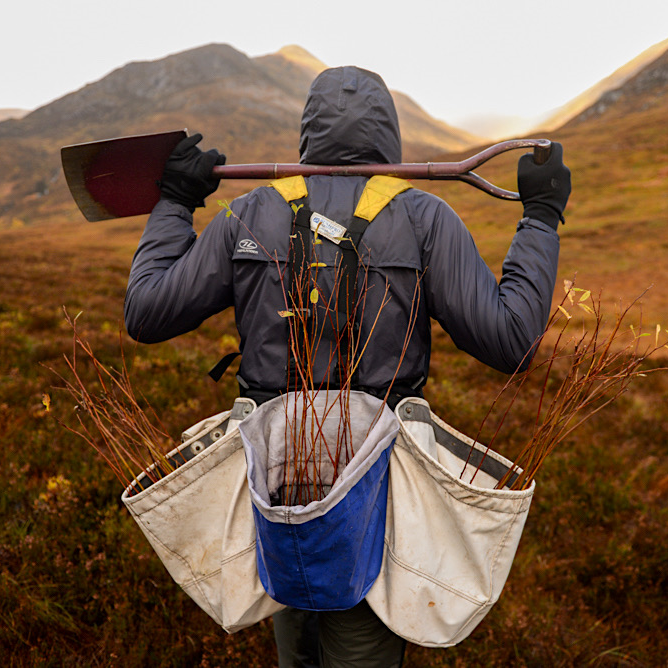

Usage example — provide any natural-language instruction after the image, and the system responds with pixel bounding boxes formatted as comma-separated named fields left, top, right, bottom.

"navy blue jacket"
left=125, top=66, right=559, bottom=393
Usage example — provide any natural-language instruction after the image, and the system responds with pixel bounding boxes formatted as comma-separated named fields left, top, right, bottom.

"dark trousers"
left=273, top=602, right=406, bottom=668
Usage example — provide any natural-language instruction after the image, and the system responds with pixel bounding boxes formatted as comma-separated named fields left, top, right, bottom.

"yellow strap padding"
left=270, top=175, right=308, bottom=202
left=354, top=175, right=413, bottom=222
left=271, top=173, right=411, bottom=222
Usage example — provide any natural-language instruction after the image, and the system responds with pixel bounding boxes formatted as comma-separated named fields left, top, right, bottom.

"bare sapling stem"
left=467, top=281, right=668, bottom=491
left=47, top=308, right=179, bottom=495
left=51, top=199, right=423, bottom=503
left=228, top=204, right=419, bottom=505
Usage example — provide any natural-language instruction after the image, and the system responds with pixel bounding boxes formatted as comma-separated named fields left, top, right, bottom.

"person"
left=124, top=66, right=570, bottom=668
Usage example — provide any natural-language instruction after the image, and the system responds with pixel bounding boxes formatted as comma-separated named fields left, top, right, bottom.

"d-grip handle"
left=533, top=140, right=552, bottom=165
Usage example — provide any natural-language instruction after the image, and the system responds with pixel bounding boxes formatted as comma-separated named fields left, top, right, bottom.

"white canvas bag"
left=366, top=397, right=535, bottom=647
left=121, top=398, right=285, bottom=632
left=121, top=394, right=532, bottom=646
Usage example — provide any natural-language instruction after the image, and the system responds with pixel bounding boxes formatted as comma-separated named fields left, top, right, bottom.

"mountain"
left=562, top=43, right=668, bottom=126
left=533, top=40, right=668, bottom=315
left=0, top=44, right=483, bottom=227
left=0, top=109, right=28, bottom=122
left=535, top=38, right=668, bottom=131
left=391, top=92, right=484, bottom=155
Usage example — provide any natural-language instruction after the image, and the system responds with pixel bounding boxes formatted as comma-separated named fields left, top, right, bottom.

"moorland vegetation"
left=1, top=43, right=667, bottom=667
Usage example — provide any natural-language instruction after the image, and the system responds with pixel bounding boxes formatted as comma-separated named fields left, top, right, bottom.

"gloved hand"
left=159, top=133, right=226, bottom=211
left=518, top=141, right=571, bottom=230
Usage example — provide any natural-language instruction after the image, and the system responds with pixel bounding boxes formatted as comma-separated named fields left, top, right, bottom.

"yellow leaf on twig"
left=558, top=305, right=572, bottom=320
left=578, top=290, right=591, bottom=303
left=563, top=279, right=574, bottom=304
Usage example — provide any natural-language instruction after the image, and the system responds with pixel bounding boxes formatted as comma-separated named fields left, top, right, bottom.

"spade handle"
left=212, top=138, right=554, bottom=201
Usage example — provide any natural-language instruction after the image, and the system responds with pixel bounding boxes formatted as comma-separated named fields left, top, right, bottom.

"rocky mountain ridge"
left=0, top=43, right=485, bottom=225
left=0, top=44, right=482, bottom=154
left=564, top=45, right=668, bottom=125
left=1, top=40, right=667, bottom=227
left=537, top=38, right=668, bottom=131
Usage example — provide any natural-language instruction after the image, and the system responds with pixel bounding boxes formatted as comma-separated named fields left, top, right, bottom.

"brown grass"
left=1, top=101, right=667, bottom=665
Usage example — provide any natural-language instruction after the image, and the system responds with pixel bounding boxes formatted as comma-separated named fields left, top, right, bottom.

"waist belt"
left=238, top=374, right=425, bottom=410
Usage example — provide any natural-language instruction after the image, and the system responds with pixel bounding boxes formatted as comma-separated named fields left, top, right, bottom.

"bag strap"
left=335, top=178, right=413, bottom=370
left=353, top=175, right=412, bottom=222
left=286, top=193, right=312, bottom=388
left=276, top=175, right=412, bottom=391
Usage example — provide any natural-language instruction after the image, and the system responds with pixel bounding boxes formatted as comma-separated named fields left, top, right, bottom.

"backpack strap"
left=270, top=175, right=308, bottom=203
left=353, top=175, right=412, bottom=222
left=336, top=176, right=412, bottom=387
left=334, top=176, right=413, bottom=316
left=272, top=175, right=412, bottom=222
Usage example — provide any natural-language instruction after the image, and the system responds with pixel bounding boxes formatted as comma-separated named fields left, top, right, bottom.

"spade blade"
left=61, top=129, right=187, bottom=222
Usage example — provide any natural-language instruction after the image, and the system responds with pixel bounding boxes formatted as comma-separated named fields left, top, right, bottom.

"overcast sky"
left=3, top=1, right=667, bottom=132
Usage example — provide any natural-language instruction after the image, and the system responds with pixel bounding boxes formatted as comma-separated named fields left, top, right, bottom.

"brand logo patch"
left=238, top=239, right=258, bottom=254
left=310, top=212, right=347, bottom=245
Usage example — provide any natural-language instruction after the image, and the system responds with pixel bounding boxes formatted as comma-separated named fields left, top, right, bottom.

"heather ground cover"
left=1, top=111, right=667, bottom=666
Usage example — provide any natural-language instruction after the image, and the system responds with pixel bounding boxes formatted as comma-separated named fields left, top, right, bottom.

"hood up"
left=299, top=66, right=402, bottom=165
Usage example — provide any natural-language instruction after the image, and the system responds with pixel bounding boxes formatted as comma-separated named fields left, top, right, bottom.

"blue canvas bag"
left=238, top=390, right=399, bottom=610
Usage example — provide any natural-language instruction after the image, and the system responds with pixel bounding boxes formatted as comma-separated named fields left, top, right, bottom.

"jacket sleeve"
left=124, top=199, right=237, bottom=343
left=420, top=195, right=560, bottom=374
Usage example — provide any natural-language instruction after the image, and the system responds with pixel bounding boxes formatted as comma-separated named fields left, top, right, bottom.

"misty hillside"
left=536, top=38, right=668, bottom=131
left=564, top=44, right=668, bottom=126
left=1, top=39, right=667, bottom=229
left=0, top=109, right=28, bottom=122
left=0, top=43, right=483, bottom=227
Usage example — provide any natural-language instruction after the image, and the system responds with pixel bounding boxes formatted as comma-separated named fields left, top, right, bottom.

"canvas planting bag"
left=237, top=390, right=399, bottom=611
left=122, top=393, right=532, bottom=647
left=121, top=398, right=284, bottom=633
left=366, top=397, right=535, bottom=647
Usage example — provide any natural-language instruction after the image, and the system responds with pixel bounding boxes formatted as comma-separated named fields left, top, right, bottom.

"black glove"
left=159, top=133, right=226, bottom=211
left=518, top=141, right=571, bottom=230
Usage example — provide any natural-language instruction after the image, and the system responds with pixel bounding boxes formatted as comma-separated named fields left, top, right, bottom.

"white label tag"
left=310, top=212, right=347, bottom=245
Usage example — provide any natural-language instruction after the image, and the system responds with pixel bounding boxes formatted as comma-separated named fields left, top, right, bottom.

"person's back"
left=126, top=66, right=564, bottom=395
left=124, top=65, right=570, bottom=667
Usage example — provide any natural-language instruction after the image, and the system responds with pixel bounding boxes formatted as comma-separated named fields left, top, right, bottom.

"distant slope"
left=0, top=109, right=28, bottom=122
left=392, top=91, right=486, bottom=156
left=526, top=41, right=668, bottom=315
left=0, top=43, right=482, bottom=226
left=536, top=38, right=668, bottom=131
left=563, top=45, right=668, bottom=126
left=452, top=112, right=546, bottom=142
left=256, top=45, right=328, bottom=96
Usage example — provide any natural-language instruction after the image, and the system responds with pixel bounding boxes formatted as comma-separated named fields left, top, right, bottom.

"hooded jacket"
left=299, top=66, right=401, bottom=165
left=125, top=66, right=560, bottom=394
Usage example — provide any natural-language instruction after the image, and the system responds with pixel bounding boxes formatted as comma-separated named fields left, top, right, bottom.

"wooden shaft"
left=211, top=139, right=553, bottom=181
